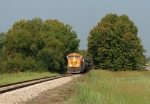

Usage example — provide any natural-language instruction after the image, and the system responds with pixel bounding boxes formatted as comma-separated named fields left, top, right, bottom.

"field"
left=0, top=72, right=59, bottom=85
left=65, top=70, right=150, bottom=104
left=1, top=70, right=150, bottom=104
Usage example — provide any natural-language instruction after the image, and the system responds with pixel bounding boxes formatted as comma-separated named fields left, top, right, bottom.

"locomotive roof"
left=67, top=53, right=82, bottom=56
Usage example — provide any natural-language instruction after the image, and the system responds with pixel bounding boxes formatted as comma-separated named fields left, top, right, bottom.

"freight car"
left=67, top=53, right=92, bottom=73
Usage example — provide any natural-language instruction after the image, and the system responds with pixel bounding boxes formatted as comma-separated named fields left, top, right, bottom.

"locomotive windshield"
left=67, top=55, right=81, bottom=59
left=67, top=56, right=74, bottom=58
left=75, top=55, right=81, bottom=58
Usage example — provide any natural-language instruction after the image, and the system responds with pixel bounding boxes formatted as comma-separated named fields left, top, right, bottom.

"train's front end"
left=67, top=53, right=83, bottom=73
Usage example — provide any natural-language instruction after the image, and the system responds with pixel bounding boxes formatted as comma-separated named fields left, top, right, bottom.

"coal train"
left=67, top=53, right=92, bottom=73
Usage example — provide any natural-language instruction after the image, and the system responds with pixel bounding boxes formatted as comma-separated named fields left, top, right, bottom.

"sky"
left=0, top=0, right=150, bottom=57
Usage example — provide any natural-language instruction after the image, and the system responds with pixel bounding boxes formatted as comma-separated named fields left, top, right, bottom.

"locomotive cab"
left=67, top=53, right=84, bottom=73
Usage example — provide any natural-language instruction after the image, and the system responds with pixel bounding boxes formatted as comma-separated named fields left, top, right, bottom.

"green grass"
left=65, top=70, right=150, bottom=104
left=0, top=72, right=59, bottom=85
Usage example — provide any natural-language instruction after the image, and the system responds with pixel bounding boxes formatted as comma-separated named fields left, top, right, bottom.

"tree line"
left=87, top=14, right=146, bottom=71
left=0, top=13, right=146, bottom=73
left=0, top=18, right=80, bottom=73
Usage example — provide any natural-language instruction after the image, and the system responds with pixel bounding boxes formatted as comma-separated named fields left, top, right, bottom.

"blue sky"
left=0, top=0, right=150, bottom=57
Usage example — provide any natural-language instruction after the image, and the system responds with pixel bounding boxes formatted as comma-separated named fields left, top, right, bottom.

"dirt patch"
left=22, top=76, right=80, bottom=104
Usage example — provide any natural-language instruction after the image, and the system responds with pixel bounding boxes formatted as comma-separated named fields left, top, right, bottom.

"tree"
left=0, top=18, right=80, bottom=73
left=0, top=32, right=5, bottom=49
left=0, top=33, right=5, bottom=70
left=42, top=19, right=80, bottom=55
left=87, top=14, right=146, bottom=71
left=41, top=19, right=80, bottom=66
left=25, top=18, right=43, bottom=34
left=11, top=19, right=26, bottom=32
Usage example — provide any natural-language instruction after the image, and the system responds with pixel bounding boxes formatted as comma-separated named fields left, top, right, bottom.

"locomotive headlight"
left=73, top=58, right=75, bottom=61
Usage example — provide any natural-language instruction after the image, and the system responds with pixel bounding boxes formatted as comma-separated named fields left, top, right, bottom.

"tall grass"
left=0, top=72, right=59, bottom=85
left=66, top=70, right=150, bottom=104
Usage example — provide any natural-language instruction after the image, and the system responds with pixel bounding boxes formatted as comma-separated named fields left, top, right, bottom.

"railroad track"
left=0, top=74, right=73, bottom=94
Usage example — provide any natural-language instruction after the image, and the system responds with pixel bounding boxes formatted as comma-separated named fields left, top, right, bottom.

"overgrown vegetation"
left=65, top=70, right=150, bottom=104
left=0, top=18, right=80, bottom=73
left=87, top=14, right=146, bottom=71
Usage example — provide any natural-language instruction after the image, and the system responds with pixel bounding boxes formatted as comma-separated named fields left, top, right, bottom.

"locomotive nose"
left=73, top=58, right=75, bottom=61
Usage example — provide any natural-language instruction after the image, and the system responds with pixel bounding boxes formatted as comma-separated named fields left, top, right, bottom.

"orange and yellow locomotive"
left=67, top=53, right=92, bottom=73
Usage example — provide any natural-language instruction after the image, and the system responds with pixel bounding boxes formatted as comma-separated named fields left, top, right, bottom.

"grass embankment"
left=0, top=72, right=59, bottom=85
left=66, top=70, right=150, bottom=104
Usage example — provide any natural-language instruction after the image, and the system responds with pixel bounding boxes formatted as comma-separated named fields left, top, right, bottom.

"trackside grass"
left=65, top=70, right=150, bottom=104
left=0, top=72, right=59, bottom=85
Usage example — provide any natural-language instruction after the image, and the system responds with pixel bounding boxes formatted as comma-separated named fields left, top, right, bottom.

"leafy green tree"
left=1, top=30, right=36, bottom=73
left=0, top=18, right=80, bottom=73
left=0, top=33, right=5, bottom=71
left=24, top=18, right=43, bottom=34
left=42, top=19, right=80, bottom=55
left=78, top=50, right=90, bottom=60
left=0, top=33, right=5, bottom=39
left=87, top=14, right=146, bottom=71
left=37, top=35, right=65, bottom=73
left=41, top=19, right=80, bottom=67
left=0, top=32, right=5, bottom=49
left=78, top=50, right=87, bottom=57
left=11, top=19, right=26, bottom=32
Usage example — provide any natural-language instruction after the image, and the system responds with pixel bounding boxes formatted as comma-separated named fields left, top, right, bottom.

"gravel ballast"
left=0, top=75, right=80, bottom=104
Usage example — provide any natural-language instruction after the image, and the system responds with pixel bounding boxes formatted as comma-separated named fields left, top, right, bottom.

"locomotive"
left=67, top=53, right=92, bottom=73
